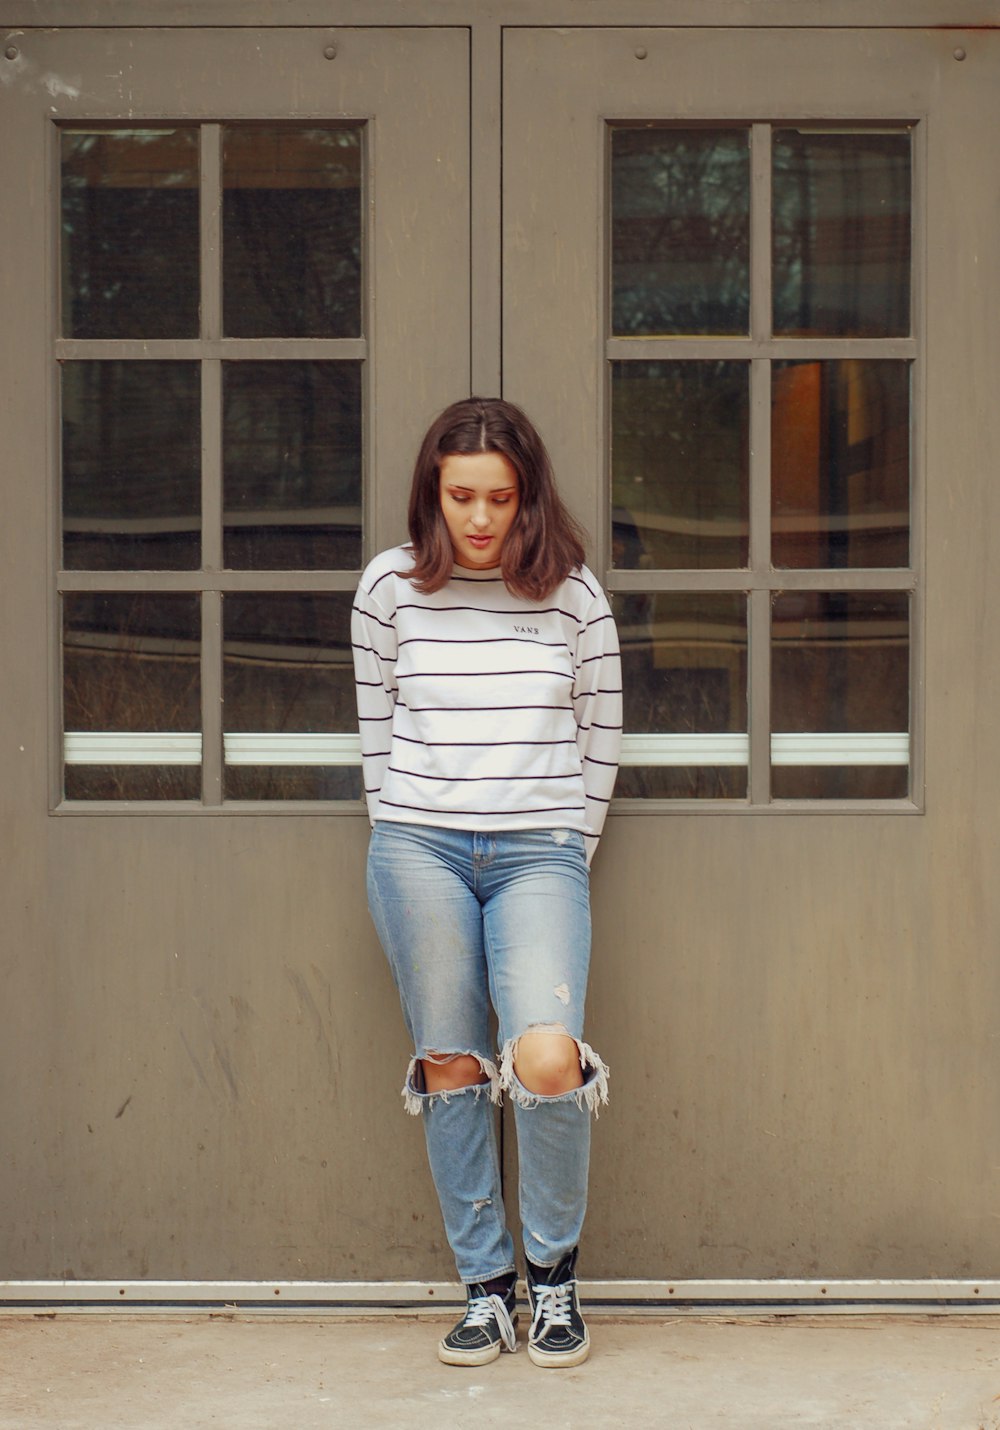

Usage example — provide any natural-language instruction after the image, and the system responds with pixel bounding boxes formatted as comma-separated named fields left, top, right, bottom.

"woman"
left=352, top=398, right=621, bottom=1368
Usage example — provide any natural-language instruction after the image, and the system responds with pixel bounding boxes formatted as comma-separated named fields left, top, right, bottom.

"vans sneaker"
left=526, top=1248, right=590, bottom=1367
left=438, top=1279, right=518, bottom=1366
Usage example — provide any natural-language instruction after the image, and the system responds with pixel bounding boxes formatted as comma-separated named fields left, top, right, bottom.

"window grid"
left=605, top=120, right=919, bottom=810
left=56, top=120, right=368, bottom=809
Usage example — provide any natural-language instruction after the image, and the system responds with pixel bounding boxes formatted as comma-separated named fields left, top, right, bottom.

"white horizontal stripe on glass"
left=225, top=733, right=359, bottom=766
left=771, top=733, right=909, bottom=766
left=64, top=730, right=909, bottom=770
left=620, top=733, right=749, bottom=766
left=65, top=732, right=202, bottom=765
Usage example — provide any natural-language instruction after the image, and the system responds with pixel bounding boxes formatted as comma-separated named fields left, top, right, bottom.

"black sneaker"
left=526, top=1248, right=590, bottom=1367
left=438, top=1280, right=519, bottom=1366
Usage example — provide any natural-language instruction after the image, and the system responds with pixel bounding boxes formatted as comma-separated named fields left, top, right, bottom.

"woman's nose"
left=470, top=506, right=490, bottom=528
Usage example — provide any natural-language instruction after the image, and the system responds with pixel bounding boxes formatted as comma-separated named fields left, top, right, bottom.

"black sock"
left=477, top=1271, right=516, bottom=1299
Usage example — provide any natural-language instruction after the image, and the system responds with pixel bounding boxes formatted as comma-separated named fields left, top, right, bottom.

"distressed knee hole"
left=421, top=1052, right=491, bottom=1092
left=401, top=1051, right=500, bottom=1116
left=511, top=1027, right=583, bottom=1095
left=498, top=1027, right=610, bottom=1116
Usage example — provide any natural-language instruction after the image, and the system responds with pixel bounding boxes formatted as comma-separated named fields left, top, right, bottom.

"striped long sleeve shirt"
left=351, top=546, right=622, bottom=863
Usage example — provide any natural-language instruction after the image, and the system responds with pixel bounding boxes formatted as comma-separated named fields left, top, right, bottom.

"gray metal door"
left=504, top=28, right=1000, bottom=1278
left=1, top=27, right=469, bottom=1281
left=4, top=18, right=1000, bottom=1292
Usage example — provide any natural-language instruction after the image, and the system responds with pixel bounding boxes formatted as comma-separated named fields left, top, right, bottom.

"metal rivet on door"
left=324, top=43, right=338, bottom=61
left=953, top=47, right=967, bottom=61
left=634, top=47, right=648, bottom=60
left=4, top=44, right=19, bottom=60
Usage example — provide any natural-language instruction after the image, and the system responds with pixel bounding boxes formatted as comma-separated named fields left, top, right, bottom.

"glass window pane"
left=772, top=130, right=911, bottom=338
left=612, top=361, right=749, bottom=570
left=223, top=125, right=362, bottom=338
left=611, top=128, right=750, bottom=336
left=63, top=593, right=200, bottom=800
left=223, top=767, right=361, bottom=800
left=61, top=129, right=199, bottom=339
left=223, top=362, right=362, bottom=570
left=62, top=361, right=201, bottom=571
left=771, top=763, right=907, bottom=800
left=771, top=360, right=910, bottom=569
left=616, top=766, right=747, bottom=799
left=771, top=591, right=909, bottom=799
left=615, top=591, right=747, bottom=798
left=64, top=767, right=201, bottom=800
left=223, top=593, right=360, bottom=800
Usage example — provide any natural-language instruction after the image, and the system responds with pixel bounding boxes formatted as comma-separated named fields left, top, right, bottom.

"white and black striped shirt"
left=352, top=547, right=622, bottom=863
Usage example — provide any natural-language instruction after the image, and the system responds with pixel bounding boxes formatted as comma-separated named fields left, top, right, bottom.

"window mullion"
left=749, top=358, right=772, bottom=805
left=750, top=123, right=772, bottom=346
left=200, top=124, right=224, bottom=805
left=749, top=586, right=772, bottom=806
left=200, top=123, right=224, bottom=576
left=200, top=124, right=222, bottom=344
left=201, top=359, right=223, bottom=574
left=201, top=589, right=223, bottom=805
left=748, top=124, right=773, bottom=805
left=749, top=358, right=772, bottom=580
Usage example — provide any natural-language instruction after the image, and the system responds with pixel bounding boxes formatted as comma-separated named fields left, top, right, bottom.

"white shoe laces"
left=529, top=1280, right=575, bottom=1342
left=465, top=1293, right=518, bottom=1353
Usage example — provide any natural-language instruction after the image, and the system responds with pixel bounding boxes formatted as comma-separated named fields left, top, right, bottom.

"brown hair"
left=406, top=397, right=586, bottom=599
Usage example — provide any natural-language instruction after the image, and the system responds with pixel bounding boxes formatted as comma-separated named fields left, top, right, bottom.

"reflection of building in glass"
left=772, top=360, right=909, bottom=569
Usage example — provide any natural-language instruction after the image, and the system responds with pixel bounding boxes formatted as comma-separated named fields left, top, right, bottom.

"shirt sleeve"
left=572, top=586, right=623, bottom=864
left=351, top=571, right=398, bottom=826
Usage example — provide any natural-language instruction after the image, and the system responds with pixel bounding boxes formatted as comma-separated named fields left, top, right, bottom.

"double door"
left=2, top=22, right=998, bottom=1282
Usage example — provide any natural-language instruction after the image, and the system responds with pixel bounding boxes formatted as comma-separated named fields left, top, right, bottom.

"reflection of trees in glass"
left=613, top=593, right=748, bottom=799
left=223, top=363, right=361, bottom=509
left=615, top=592, right=747, bottom=732
left=222, top=590, right=359, bottom=796
left=223, top=593, right=355, bottom=734
left=224, top=767, right=362, bottom=800
left=61, top=124, right=364, bottom=340
left=771, top=766, right=907, bottom=799
left=772, top=130, right=911, bottom=337
left=770, top=590, right=909, bottom=799
left=62, top=361, right=201, bottom=571
left=223, top=127, right=362, bottom=339
left=612, top=127, right=750, bottom=335
left=771, top=591, right=908, bottom=734
left=64, top=766, right=201, bottom=799
left=222, top=362, right=362, bottom=569
left=62, top=593, right=200, bottom=800
left=615, top=766, right=746, bottom=798
left=612, top=361, right=749, bottom=569
left=61, top=129, right=199, bottom=339
left=64, top=593, right=200, bottom=730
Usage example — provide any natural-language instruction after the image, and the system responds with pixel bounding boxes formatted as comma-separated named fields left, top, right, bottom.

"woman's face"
left=438, top=451, right=520, bottom=569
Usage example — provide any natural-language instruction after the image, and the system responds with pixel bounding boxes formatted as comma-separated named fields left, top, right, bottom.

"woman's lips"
left=466, top=535, right=493, bottom=547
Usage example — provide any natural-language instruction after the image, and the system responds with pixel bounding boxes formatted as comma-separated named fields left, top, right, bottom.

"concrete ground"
left=1, top=1313, right=999, bottom=1429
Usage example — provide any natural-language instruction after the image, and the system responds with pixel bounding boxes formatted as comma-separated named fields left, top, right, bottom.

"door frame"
left=2, top=3, right=999, bottom=1309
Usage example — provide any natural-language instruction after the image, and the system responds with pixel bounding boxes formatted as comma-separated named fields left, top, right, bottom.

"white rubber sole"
left=438, top=1338, right=506, bottom=1367
left=527, top=1332, right=590, bottom=1368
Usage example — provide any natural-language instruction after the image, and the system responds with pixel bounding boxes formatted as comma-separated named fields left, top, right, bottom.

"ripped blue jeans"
left=366, top=820, right=608, bottom=1284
